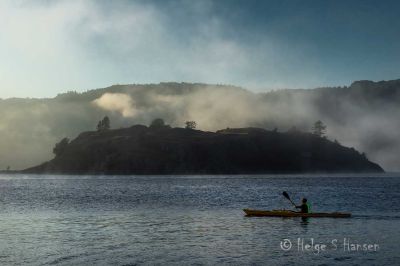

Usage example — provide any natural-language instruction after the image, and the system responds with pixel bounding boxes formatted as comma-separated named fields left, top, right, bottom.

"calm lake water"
left=0, top=174, right=399, bottom=265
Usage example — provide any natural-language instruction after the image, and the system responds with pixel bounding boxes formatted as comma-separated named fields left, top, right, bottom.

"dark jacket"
left=296, top=203, right=309, bottom=213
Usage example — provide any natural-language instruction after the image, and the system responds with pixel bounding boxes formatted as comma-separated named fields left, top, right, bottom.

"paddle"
left=282, top=191, right=296, bottom=207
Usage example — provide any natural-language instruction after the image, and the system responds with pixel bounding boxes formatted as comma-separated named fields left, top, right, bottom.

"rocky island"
left=24, top=124, right=384, bottom=175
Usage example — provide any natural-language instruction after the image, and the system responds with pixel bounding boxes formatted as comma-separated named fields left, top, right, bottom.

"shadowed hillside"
left=24, top=125, right=383, bottom=175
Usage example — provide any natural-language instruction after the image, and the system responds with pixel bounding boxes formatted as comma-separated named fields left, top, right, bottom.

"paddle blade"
left=282, top=191, right=290, bottom=200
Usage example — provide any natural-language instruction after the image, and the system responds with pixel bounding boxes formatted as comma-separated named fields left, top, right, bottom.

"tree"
left=53, top=138, right=70, bottom=156
left=312, top=120, right=327, bottom=138
left=185, top=121, right=196, bottom=130
left=97, top=116, right=110, bottom=131
left=150, top=118, right=165, bottom=128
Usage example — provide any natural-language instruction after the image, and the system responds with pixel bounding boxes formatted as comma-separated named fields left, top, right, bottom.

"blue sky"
left=1, top=0, right=399, bottom=98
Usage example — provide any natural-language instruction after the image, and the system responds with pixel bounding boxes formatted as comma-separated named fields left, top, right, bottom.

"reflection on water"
left=300, top=217, right=309, bottom=227
left=0, top=174, right=399, bottom=265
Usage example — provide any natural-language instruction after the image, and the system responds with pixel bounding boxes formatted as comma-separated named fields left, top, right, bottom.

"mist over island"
left=0, top=79, right=398, bottom=172
left=1, top=0, right=400, bottom=174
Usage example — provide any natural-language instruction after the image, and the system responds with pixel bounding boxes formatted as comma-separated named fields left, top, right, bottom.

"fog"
left=0, top=82, right=399, bottom=171
left=93, top=93, right=137, bottom=118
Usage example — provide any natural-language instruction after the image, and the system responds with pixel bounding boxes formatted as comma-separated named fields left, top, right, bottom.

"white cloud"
left=93, top=93, right=137, bottom=117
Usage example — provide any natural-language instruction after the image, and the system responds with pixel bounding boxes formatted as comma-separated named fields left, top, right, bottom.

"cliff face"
left=24, top=125, right=384, bottom=175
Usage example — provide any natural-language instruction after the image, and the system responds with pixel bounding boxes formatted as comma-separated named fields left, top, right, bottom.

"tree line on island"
left=52, top=116, right=327, bottom=158
left=95, top=116, right=198, bottom=132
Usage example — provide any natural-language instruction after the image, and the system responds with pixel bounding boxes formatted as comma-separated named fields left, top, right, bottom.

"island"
left=23, top=124, right=384, bottom=175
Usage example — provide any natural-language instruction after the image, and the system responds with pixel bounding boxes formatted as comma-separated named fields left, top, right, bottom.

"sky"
left=1, top=0, right=400, bottom=98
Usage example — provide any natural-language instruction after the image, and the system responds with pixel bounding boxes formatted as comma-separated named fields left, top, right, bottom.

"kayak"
left=243, top=209, right=351, bottom=218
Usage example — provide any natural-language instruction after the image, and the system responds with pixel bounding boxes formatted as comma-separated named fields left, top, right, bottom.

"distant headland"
left=23, top=118, right=384, bottom=175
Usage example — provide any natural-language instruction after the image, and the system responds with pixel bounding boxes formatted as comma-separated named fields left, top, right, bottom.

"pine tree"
left=312, top=120, right=327, bottom=138
left=97, top=116, right=110, bottom=131
left=185, top=121, right=196, bottom=129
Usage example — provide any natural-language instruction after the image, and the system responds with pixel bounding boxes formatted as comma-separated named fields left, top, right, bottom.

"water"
left=0, top=174, right=399, bottom=265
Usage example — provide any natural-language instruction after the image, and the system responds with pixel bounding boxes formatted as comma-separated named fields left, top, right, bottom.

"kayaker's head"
left=302, top=198, right=307, bottom=204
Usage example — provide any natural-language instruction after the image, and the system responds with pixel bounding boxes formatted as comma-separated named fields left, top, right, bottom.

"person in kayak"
left=295, top=198, right=309, bottom=213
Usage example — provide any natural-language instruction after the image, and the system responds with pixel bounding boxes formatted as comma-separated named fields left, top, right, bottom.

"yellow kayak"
left=243, top=209, right=351, bottom=218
